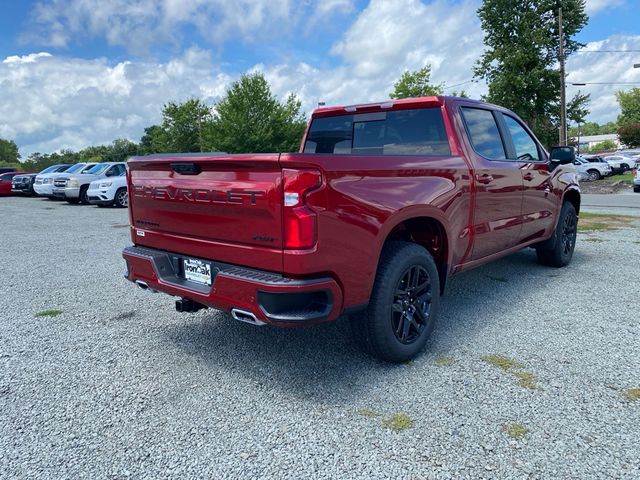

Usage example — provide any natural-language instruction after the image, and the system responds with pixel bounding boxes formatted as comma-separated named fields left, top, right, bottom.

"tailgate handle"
left=171, top=163, right=201, bottom=175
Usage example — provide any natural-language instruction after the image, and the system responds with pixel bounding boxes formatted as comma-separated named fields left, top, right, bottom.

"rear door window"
left=503, top=115, right=540, bottom=161
left=304, top=108, right=451, bottom=156
left=460, top=107, right=506, bottom=160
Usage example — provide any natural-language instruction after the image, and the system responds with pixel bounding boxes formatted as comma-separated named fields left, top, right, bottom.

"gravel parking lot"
left=1, top=196, right=639, bottom=479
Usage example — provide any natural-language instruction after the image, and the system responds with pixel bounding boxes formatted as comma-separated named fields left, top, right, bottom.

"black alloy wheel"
left=392, top=265, right=432, bottom=345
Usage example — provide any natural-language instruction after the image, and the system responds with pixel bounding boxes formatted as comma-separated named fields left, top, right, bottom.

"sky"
left=1, top=0, right=639, bottom=157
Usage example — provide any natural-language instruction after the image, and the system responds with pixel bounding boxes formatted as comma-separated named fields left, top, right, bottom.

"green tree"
left=618, top=123, right=640, bottom=148
left=390, top=66, right=444, bottom=99
left=204, top=73, right=306, bottom=153
left=450, top=90, right=469, bottom=98
left=103, top=139, right=139, bottom=162
left=0, top=138, right=20, bottom=164
left=474, top=0, right=589, bottom=147
left=587, top=139, right=617, bottom=153
left=161, top=99, right=212, bottom=153
left=616, top=88, right=640, bottom=126
left=567, top=90, right=590, bottom=126
left=139, top=125, right=167, bottom=155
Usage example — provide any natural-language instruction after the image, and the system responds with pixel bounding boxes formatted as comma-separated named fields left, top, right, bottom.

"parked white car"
left=33, top=163, right=96, bottom=198
left=603, top=154, right=635, bottom=173
left=52, top=162, right=127, bottom=204
left=87, top=172, right=128, bottom=207
left=574, top=156, right=611, bottom=181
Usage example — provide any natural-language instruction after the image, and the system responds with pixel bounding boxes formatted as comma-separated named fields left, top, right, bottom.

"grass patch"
left=486, top=275, right=508, bottom=283
left=481, top=354, right=524, bottom=372
left=513, top=371, right=538, bottom=390
left=599, top=172, right=634, bottom=185
left=357, top=408, right=382, bottom=418
left=502, top=422, right=528, bottom=440
left=583, top=237, right=604, bottom=243
left=482, top=354, right=539, bottom=390
left=433, top=355, right=456, bottom=366
left=624, top=388, right=640, bottom=402
left=577, top=212, right=635, bottom=233
left=35, top=309, right=63, bottom=317
left=383, top=413, right=414, bottom=432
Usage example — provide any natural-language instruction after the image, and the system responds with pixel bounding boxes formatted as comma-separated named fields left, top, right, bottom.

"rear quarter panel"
left=280, top=152, right=472, bottom=307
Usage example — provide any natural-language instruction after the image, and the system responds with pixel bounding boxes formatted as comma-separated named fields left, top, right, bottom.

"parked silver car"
left=603, top=154, right=635, bottom=173
left=52, top=162, right=127, bottom=204
left=574, top=156, right=611, bottom=181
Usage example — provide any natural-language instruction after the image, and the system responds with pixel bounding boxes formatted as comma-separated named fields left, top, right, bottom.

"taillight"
left=282, top=168, right=322, bottom=249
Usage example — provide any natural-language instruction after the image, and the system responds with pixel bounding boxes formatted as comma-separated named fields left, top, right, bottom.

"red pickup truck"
left=123, top=96, right=580, bottom=362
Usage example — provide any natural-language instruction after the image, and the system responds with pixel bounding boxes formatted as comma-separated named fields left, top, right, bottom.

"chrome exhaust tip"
left=135, top=280, right=157, bottom=293
left=231, top=309, right=266, bottom=326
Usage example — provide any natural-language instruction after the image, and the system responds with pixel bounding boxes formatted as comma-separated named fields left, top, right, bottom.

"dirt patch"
left=579, top=173, right=635, bottom=194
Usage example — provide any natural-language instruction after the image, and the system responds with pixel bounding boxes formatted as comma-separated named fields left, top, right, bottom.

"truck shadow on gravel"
left=164, top=248, right=591, bottom=404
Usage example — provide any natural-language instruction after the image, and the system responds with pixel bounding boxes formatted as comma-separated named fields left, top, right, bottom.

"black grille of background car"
left=54, top=179, right=67, bottom=187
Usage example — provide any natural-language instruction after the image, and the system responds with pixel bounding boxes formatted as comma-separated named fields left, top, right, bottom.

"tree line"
left=0, top=73, right=307, bottom=170
left=3, top=0, right=640, bottom=169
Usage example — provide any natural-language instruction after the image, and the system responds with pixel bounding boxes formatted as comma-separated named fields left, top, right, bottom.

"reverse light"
left=282, top=168, right=322, bottom=249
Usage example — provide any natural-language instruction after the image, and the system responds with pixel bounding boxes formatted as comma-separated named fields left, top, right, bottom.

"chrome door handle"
left=476, top=174, right=494, bottom=184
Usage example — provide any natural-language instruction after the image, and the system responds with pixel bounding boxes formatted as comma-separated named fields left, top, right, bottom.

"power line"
left=442, top=79, right=475, bottom=90
left=576, top=50, right=640, bottom=53
left=570, top=82, right=640, bottom=85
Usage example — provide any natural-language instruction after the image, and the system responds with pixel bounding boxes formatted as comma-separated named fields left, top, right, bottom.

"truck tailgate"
left=127, top=154, right=283, bottom=271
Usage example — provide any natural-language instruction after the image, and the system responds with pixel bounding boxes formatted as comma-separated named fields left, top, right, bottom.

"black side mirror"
left=550, top=146, right=575, bottom=164
left=549, top=146, right=575, bottom=171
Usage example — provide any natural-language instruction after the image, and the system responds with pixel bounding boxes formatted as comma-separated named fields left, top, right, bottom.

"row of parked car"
left=0, top=162, right=129, bottom=207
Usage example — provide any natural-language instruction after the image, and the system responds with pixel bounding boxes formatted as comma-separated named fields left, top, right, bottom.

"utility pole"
left=558, top=7, right=567, bottom=146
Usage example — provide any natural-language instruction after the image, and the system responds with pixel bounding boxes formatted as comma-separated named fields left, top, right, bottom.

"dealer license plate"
left=183, top=258, right=212, bottom=285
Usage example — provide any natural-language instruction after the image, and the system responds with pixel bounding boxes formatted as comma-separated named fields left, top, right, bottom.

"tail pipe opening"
left=231, top=309, right=266, bottom=326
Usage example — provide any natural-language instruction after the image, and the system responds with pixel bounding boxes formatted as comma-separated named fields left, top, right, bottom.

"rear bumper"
left=122, top=245, right=344, bottom=326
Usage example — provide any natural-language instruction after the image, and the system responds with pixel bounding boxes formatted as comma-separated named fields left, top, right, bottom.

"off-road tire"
left=536, top=202, right=577, bottom=267
left=350, top=241, right=440, bottom=363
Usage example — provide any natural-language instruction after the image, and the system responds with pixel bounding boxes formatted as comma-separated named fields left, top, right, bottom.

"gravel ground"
left=1, top=196, right=639, bottom=479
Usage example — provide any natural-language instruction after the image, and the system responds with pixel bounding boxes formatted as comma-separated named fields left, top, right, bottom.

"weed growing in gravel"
left=434, top=355, right=456, bottom=366
left=35, top=309, right=63, bottom=317
left=513, top=371, right=538, bottom=390
left=383, top=413, right=413, bottom=432
left=624, top=388, right=640, bottom=402
left=481, top=354, right=524, bottom=371
left=481, top=354, right=539, bottom=390
left=583, top=237, right=604, bottom=243
left=486, top=275, right=508, bottom=282
left=358, top=408, right=382, bottom=418
left=502, top=422, right=528, bottom=440
left=577, top=212, right=635, bottom=233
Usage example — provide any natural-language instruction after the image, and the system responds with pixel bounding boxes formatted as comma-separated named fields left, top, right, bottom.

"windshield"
left=40, top=165, right=61, bottom=174
left=65, top=163, right=86, bottom=174
left=85, top=163, right=109, bottom=175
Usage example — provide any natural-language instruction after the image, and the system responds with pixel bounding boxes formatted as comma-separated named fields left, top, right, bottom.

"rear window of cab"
left=304, top=108, right=451, bottom=156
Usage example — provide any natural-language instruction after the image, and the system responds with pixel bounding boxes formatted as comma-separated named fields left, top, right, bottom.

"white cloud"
left=566, top=35, right=640, bottom=123
left=3, top=0, right=634, bottom=156
left=0, top=48, right=230, bottom=155
left=585, top=0, right=625, bottom=14
left=21, top=0, right=355, bottom=54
